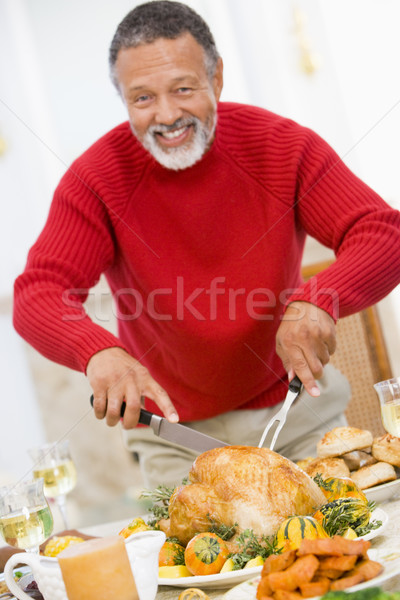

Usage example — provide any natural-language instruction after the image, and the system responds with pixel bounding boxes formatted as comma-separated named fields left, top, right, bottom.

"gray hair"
left=109, top=1, right=220, bottom=88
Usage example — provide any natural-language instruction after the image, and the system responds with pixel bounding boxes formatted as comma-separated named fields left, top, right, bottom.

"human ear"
left=212, top=57, right=224, bottom=101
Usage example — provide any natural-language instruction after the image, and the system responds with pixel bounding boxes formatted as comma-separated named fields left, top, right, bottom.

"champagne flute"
left=374, top=376, right=400, bottom=436
left=29, top=440, right=77, bottom=529
left=0, top=478, right=53, bottom=554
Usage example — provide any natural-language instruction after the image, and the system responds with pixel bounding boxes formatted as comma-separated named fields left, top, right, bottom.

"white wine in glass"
left=30, top=440, right=77, bottom=529
left=380, top=403, right=400, bottom=436
left=0, top=479, right=53, bottom=553
left=374, top=377, right=400, bottom=436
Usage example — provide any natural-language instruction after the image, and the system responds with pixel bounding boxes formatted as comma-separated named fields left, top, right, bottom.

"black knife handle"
left=89, top=395, right=153, bottom=424
left=138, top=409, right=153, bottom=425
left=90, top=394, right=126, bottom=417
left=288, top=375, right=303, bottom=394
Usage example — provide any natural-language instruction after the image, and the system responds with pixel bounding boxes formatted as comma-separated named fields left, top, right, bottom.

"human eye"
left=176, top=87, right=193, bottom=95
left=131, top=93, right=153, bottom=106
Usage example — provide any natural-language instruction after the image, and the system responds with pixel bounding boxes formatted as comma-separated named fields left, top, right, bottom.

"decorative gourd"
left=184, top=532, right=229, bottom=576
left=313, top=497, right=371, bottom=536
left=159, top=540, right=186, bottom=566
left=274, top=515, right=328, bottom=550
left=118, top=517, right=150, bottom=539
left=178, top=589, right=211, bottom=600
left=314, top=475, right=368, bottom=503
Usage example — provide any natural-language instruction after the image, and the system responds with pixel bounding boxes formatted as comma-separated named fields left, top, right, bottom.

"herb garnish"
left=229, top=529, right=281, bottom=570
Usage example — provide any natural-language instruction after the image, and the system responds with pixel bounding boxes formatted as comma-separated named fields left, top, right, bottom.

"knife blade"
left=89, top=395, right=227, bottom=453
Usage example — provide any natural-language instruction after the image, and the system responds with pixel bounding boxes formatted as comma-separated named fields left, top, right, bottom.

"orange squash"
left=318, top=476, right=368, bottom=503
left=313, top=497, right=371, bottom=537
left=159, top=540, right=185, bottom=566
left=119, top=517, right=150, bottom=538
left=184, top=532, right=229, bottom=576
left=275, top=515, right=328, bottom=550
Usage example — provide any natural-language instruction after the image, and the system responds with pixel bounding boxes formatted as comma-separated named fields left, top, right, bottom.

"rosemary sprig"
left=208, top=519, right=237, bottom=541
left=139, top=479, right=190, bottom=526
left=140, top=484, right=176, bottom=504
left=229, top=529, right=281, bottom=570
left=355, top=519, right=382, bottom=537
left=321, top=499, right=381, bottom=537
left=313, top=473, right=334, bottom=492
left=140, top=484, right=176, bottom=523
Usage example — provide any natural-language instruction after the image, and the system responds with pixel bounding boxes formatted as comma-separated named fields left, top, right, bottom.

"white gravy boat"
left=125, top=530, right=166, bottom=600
left=4, top=529, right=166, bottom=600
left=4, top=553, right=66, bottom=600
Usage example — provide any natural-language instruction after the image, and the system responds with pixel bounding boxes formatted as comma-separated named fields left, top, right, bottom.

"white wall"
left=0, top=0, right=60, bottom=297
left=0, top=317, right=46, bottom=481
left=320, top=1, right=400, bottom=205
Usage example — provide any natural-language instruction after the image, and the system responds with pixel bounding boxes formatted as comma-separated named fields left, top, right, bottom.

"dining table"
left=1, top=490, right=399, bottom=600
left=154, top=493, right=400, bottom=600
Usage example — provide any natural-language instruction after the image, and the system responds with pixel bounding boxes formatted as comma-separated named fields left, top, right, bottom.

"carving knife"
left=89, top=395, right=227, bottom=453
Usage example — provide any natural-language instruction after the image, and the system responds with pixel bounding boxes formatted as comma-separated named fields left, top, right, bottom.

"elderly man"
left=14, top=1, right=400, bottom=488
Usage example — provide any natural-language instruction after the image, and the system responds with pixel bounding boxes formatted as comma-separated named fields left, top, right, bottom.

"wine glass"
left=374, top=376, right=400, bottom=436
left=0, top=478, right=53, bottom=553
left=29, top=440, right=77, bottom=529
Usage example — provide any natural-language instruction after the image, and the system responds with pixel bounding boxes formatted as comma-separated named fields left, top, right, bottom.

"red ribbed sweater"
left=13, top=103, right=400, bottom=420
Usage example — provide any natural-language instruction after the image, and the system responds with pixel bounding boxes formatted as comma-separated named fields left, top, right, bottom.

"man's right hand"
left=86, top=347, right=178, bottom=429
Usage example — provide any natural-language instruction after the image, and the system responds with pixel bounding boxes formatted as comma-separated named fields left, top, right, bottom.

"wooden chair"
left=302, top=260, right=392, bottom=437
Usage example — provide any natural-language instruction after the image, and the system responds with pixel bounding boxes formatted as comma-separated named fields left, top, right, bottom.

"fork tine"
left=269, top=421, right=284, bottom=451
left=257, top=376, right=303, bottom=449
left=258, top=414, right=281, bottom=448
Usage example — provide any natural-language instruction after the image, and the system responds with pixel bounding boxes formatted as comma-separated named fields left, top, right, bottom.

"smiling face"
left=114, top=33, right=223, bottom=170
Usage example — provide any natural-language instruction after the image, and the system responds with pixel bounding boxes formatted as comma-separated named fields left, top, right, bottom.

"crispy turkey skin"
left=163, top=446, right=326, bottom=545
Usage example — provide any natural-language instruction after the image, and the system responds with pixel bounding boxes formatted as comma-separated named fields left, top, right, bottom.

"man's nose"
left=154, top=96, right=183, bottom=125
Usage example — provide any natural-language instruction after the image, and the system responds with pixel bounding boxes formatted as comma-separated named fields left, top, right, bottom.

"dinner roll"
left=296, top=457, right=315, bottom=470
left=298, top=457, right=350, bottom=479
left=341, top=450, right=377, bottom=471
left=317, top=427, right=373, bottom=458
left=372, top=433, right=400, bottom=467
left=350, top=461, right=397, bottom=489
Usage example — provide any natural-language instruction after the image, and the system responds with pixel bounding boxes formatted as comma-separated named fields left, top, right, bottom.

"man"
left=14, top=1, right=400, bottom=488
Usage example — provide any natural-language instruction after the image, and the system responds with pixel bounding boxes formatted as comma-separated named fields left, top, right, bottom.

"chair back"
left=302, top=260, right=392, bottom=437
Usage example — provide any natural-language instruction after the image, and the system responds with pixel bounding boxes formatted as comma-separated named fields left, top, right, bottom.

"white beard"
left=133, top=114, right=217, bottom=171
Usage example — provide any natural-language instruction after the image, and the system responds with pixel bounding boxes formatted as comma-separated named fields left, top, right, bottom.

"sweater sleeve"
left=13, top=161, right=128, bottom=373
left=286, top=129, right=400, bottom=319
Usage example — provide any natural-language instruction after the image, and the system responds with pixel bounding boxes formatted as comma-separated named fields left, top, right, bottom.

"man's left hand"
left=276, top=301, right=336, bottom=396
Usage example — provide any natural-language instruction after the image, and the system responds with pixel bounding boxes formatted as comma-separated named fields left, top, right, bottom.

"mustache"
left=148, top=117, right=197, bottom=135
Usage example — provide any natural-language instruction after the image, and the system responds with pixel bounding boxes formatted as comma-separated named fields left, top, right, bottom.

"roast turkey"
left=162, top=445, right=326, bottom=545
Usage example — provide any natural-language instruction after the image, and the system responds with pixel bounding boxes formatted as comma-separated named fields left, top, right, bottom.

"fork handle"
left=288, top=375, right=302, bottom=394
